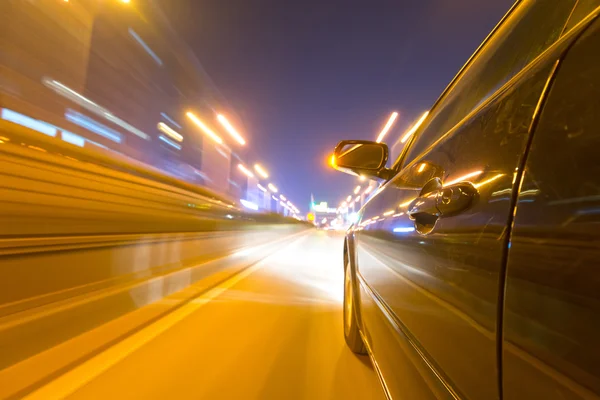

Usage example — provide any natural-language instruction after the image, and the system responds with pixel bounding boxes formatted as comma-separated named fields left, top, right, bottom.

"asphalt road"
left=24, top=230, right=384, bottom=400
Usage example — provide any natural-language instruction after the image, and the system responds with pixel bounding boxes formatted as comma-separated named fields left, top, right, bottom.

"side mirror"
left=331, top=140, right=393, bottom=180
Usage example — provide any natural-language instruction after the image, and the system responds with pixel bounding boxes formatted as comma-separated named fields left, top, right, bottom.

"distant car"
left=331, top=2, right=600, bottom=399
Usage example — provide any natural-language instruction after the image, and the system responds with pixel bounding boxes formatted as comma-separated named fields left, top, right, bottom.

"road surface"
left=24, top=230, right=384, bottom=400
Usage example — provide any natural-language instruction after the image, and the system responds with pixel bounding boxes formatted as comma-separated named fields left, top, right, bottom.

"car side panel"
left=353, top=32, right=582, bottom=400
left=503, top=17, right=600, bottom=400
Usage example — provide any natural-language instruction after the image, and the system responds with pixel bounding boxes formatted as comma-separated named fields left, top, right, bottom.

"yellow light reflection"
left=376, top=111, right=399, bottom=143
left=354, top=185, right=361, bottom=194
left=444, top=170, right=483, bottom=187
left=268, top=183, right=278, bottom=193
left=217, top=114, right=246, bottom=145
left=383, top=210, right=394, bottom=216
left=359, top=175, right=366, bottom=181
left=346, top=195, right=352, bottom=202
left=399, top=198, right=416, bottom=208
left=186, top=112, right=223, bottom=144
left=400, top=111, right=429, bottom=143
left=417, top=163, right=426, bottom=173
left=473, top=174, right=504, bottom=188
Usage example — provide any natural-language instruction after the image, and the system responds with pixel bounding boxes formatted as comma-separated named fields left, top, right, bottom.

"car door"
left=502, top=10, right=600, bottom=400
left=353, top=1, right=587, bottom=399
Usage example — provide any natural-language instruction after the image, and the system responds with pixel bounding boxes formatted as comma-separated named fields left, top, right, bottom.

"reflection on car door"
left=503, top=16, right=600, bottom=400
left=354, top=2, right=589, bottom=399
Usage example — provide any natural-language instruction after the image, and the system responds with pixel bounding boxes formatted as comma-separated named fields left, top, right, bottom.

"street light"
left=257, top=184, right=267, bottom=192
left=186, top=112, right=223, bottom=144
left=254, top=164, right=269, bottom=179
left=354, top=185, right=361, bottom=194
left=216, top=114, right=246, bottom=145
left=238, top=164, right=254, bottom=178
left=157, top=122, right=183, bottom=142
left=376, top=111, right=399, bottom=143
left=268, top=183, right=278, bottom=193
left=280, top=195, right=287, bottom=201
left=346, top=195, right=352, bottom=202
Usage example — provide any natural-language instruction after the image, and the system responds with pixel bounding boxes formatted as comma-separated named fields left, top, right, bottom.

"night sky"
left=159, top=0, right=514, bottom=212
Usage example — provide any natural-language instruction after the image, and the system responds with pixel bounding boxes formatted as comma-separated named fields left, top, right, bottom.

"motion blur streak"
left=186, top=112, right=224, bottom=144
left=17, top=232, right=383, bottom=400
left=400, top=111, right=429, bottom=143
left=217, top=114, right=246, bottom=145
left=157, top=122, right=183, bottom=142
left=42, top=79, right=150, bottom=140
left=376, top=111, right=399, bottom=143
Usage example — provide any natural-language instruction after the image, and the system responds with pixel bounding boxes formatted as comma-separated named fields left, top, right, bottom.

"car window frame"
left=388, top=1, right=523, bottom=176
left=389, top=0, right=585, bottom=177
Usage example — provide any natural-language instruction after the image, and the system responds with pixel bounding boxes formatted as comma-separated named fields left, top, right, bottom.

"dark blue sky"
left=160, top=0, right=514, bottom=212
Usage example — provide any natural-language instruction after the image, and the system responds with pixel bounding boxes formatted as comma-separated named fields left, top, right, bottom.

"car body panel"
left=503, top=17, right=600, bottom=400
left=347, top=3, right=600, bottom=399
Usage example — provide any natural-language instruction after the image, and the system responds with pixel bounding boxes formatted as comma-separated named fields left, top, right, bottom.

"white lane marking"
left=22, top=237, right=300, bottom=400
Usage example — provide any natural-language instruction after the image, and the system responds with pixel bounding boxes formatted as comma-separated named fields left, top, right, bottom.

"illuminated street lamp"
left=216, top=114, right=246, bottom=145
left=186, top=112, right=223, bottom=144
left=254, top=164, right=269, bottom=179
left=268, top=183, right=278, bottom=193
left=346, top=195, right=352, bottom=202
left=257, top=184, right=267, bottom=192
left=238, top=164, right=254, bottom=178
left=354, top=185, right=361, bottom=194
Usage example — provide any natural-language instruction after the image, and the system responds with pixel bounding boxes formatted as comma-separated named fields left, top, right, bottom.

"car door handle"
left=408, top=182, right=477, bottom=220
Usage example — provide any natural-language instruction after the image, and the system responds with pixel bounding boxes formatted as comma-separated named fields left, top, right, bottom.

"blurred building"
left=0, top=0, right=242, bottom=201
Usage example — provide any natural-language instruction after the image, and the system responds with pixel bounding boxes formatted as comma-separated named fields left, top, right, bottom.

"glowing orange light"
left=376, top=112, right=399, bottom=143
left=187, top=112, right=223, bottom=144
left=400, top=111, right=429, bottom=143
left=217, top=114, right=246, bottom=145
left=238, top=164, right=254, bottom=178
left=444, top=170, right=483, bottom=187
left=254, top=164, right=269, bottom=178
left=329, top=154, right=336, bottom=167
left=474, top=174, right=504, bottom=188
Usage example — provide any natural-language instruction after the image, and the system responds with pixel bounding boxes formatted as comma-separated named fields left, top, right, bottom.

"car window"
left=564, top=0, right=600, bottom=32
left=400, top=0, right=576, bottom=169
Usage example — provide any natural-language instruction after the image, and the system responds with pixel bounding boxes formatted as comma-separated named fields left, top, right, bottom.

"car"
left=331, top=1, right=600, bottom=399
